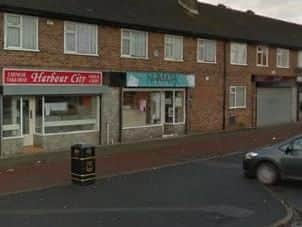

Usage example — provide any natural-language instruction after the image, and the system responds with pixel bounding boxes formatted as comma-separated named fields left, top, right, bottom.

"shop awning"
left=2, top=85, right=112, bottom=96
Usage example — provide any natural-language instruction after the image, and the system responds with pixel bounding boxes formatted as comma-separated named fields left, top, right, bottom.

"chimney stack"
left=178, top=0, right=199, bottom=15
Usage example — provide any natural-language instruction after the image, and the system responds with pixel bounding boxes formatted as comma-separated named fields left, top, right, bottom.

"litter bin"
left=71, top=144, right=96, bottom=185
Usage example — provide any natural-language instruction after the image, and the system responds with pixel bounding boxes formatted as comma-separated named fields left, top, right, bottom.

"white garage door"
left=257, top=88, right=296, bottom=127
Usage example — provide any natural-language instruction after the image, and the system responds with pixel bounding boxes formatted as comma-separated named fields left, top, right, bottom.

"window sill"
left=123, top=124, right=163, bottom=130
left=276, top=65, right=290, bottom=69
left=3, top=136, right=24, bottom=140
left=197, top=60, right=217, bottom=64
left=164, top=58, right=184, bottom=62
left=64, top=51, right=99, bottom=57
left=164, top=122, right=185, bottom=125
left=229, top=106, right=247, bottom=110
left=256, top=64, right=269, bottom=68
left=230, top=63, right=248, bottom=66
left=4, top=47, right=40, bottom=52
left=121, top=55, right=149, bottom=60
left=34, top=130, right=99, bottom=136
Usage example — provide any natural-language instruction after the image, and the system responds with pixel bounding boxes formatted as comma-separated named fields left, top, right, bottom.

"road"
left=0, top=154, right=287, bottom=227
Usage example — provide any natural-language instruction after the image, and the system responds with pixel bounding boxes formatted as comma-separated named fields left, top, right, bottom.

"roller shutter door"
left=257, top=88, right=295, bottom=127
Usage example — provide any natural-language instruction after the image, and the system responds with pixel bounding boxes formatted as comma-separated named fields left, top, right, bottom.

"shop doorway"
left=23, top=97, right=36, bottom=146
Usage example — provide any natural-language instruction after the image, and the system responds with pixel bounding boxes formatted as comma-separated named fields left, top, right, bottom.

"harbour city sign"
left=3, top=69, right=103, bottom=86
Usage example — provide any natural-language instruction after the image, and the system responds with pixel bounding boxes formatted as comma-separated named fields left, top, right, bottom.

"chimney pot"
left=246, top=9, right=255, bottom=15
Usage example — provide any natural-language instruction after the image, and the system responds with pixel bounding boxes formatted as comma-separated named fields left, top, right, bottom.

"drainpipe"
left=119, top=87, right=123, bottom=143
left=222, top=41, right=227, bottom=130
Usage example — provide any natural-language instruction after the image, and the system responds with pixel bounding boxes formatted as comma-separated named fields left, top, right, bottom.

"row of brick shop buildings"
left=0, top=0, right=302, bottom=156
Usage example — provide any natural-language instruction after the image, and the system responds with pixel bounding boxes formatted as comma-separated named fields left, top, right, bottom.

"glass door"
left=23, top=97, right=35, bottom=146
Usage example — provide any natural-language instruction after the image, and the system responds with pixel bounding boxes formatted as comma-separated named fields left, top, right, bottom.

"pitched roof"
left=1, top=0, right=302, bottom=49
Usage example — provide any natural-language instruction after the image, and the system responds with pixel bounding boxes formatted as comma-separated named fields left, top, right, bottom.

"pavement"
left=0, top=123, right=302, bottom=196
left=0, top=154, right=288, bottom=227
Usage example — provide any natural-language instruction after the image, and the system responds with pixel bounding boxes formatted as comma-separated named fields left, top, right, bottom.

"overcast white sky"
left=198, top=0, right=302, bottom=24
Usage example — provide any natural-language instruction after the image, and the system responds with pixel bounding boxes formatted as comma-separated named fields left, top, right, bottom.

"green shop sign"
left=126, top=72, right=195, bottom=88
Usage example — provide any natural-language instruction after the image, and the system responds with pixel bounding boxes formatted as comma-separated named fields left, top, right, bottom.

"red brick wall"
left=0, top=12, right=298, bottom=134
left=225, top=44, right=298, bottom=130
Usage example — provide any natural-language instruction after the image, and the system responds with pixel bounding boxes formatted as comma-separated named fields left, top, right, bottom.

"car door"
left=281, top=137, right=302, bottom=179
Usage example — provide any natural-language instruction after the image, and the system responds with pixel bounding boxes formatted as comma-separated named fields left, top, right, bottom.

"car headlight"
left=245, top=152, right=259, bottom=160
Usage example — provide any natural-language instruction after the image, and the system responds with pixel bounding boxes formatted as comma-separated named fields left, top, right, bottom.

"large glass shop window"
left=43, top=96, right=98, bottom=133
left=123, top=92, right=161, bottom=128
left=3, top=97, right=21, bottom=137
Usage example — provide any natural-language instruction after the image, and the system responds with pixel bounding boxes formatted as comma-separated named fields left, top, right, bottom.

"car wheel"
left=256, top=163, right=279, bottom=185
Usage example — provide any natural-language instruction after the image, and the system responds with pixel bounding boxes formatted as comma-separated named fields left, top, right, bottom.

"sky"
left=198, top=0, right=302, bottom=24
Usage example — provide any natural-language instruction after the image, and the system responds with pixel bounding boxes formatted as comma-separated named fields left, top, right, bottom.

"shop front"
left=253, top=75, right=297, bottom=127
left=1, top=68, right=110, bottom=156
left=297, top=76, right=302, bottom=121
left=119, top=72, right=195, bottom=142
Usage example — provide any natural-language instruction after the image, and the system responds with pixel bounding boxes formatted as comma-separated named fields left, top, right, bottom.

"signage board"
left=126, top=72, right=195, bottom=88
left=3, top=68, right=103, bottom=86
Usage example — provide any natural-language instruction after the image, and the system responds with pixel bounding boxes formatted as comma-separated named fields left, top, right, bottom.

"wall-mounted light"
left=46, top=20, right=54, bottom=25
left=153, top=49, right=160, bottom=57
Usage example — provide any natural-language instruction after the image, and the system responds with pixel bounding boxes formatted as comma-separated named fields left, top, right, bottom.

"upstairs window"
left=256, top=46, right=269, bottom=67
left=164, top=35, right=183, bottom=61
left=229, top=86, right=246, bottom=109
left=5, top=14, right=38, bottom=51
left=276, top=48, right=290, bottom=68
left=64, top=21, right=98, bottom=55
left=230, top=43, right=247, bottom=65
left=121, top=29, right=148, bottom=58
left=197, top=39, right=216, bottom=63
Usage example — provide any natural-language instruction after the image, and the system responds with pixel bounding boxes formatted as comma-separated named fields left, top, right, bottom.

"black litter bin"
left=71, top=144, right=96, bottom=185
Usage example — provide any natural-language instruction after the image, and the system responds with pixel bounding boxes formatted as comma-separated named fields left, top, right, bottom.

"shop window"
left=43, top=96, right=98, bottom=133
left=256, top=46, right=269, bottom=67
left=64, top=21, right=98, bottom=55
left=35, top=96, right=43, bottom=133
left=165, top=91, right=185, bottom=124
left=5, top=14, right=38, bottom=51
left=121, top=29, right=148, bottom=58
left=197, top=39, right=216, bottom=63
left=230, top=43, right=247, bottom=65
left=276, top=48, right=290, bottom=68
left=164, top=35, right=183, bottom=61
left=298, top=51, right=302, bottom=68
left=229, top=86, right=247, bottom=109
left=3, top=97, right=21, bottom=137
left=123, top=92, right=161, bottom=128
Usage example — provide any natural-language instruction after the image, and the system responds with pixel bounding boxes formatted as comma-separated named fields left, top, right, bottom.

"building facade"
left=0, top=0, right=301, bottom=156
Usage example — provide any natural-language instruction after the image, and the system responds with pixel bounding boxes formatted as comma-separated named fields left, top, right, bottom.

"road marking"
left=0, top=205, right=253, bottom=218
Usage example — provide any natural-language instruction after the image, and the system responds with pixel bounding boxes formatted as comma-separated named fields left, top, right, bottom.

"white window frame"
left=298, top=51, right=302, bottom=68
left=120, top=29, right=148, bottom=59
left=230, top=42, right=247, bottom=66
left=2, top=97, right=23, bottom=139
left=4, top=13, right=39, bottom=52
left=276, top=48, right=290, bottom=68
left=164, top=34, right=184, bottom=62
left=165, top=90, right=186, bottom=125
left=122, top=89, right=186, bottom=129
left=229, top=86, right=247, bottom=109
left=64, top=21, right=98, bottom=56
left=36, top=96, right=100, bottom=136
left=256, top=45, right=269, bottom=67
left=197, top=39, right=217, bottom=64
